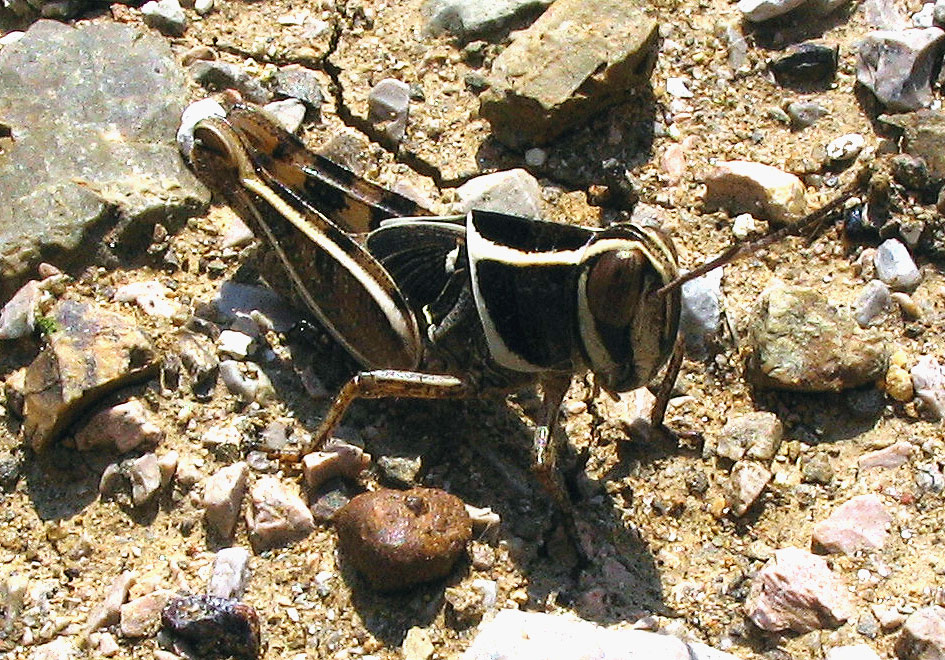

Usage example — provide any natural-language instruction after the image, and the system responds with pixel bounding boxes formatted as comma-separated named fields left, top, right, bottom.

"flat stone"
left=22, top=300, right=158, bottom=452
left=478, top=0, right=658, bottom=148
left=203, top=462, right=249, bottom=541
left=897, top=606, right=945, bottom=660
left=114, top=280, right=182, bottom=318
left=787, top=101, right=829, bottom=128
left=811, top=494, right=892, bottom=554
left=263, top=98, right=307, bottom=134
left=213, top=281, right=296, bottom=333
left=729, top=461, right=772, bottom=516
left=715, top=411, right=783, bottom=462
left=747, top=285, right=888, bottom=392
left=912, top=355, right=945, bottom=419
left=455, top=169, right=543, bottom=219
left=335, top=487, right=472, bottom=591
left=422, top=0, right=552, bottom=41
left=745, top=547, right=855, bottom=632
left=302, top=440, right=371, bottom=491
left=858, top=440, right=916, bottom=470
left=246, top=476, right=316, bottom=552
left=462, top=609, right=738, bottom=660
left=704, top=161, right=807, bottom=225
left=856, top=28, right=945, bottom=111
left=0, top=20, right=208, bottom=301
left=208, top=547, right=251, bottom=599
left=874, top=239, right=922, bottom=290
left=120, top=589, right=177, bottom=637
left=880, top=110, right=945, bottom=180
left=74, top=399, right=164, bottom=453
left=825, top=645, right=882, bottom=660
left=826, top=133, right=866, bottom=162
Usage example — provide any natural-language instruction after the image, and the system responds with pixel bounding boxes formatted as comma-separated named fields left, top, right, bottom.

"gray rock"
left=368, top=78, right=410, bottom=143
left=21, top=300, right=158, bottom=452
left=462, top=609, right=741, bottom=659
left=936, top=0, right=945, bottom=25
left=704, top=161, right=807, bottom=225
left=811, top=494, right=892, bottom=554
left=897, top=606, right=945, bottom=660
left=0, top=279, right=42, bottom=340
left=176, top=330, right=219, bottom=395
left=455, top=169, right=543, bottom=219
left=263, top=98, right=307, bottom=134
left=219, top=360, right=274, bottom=404
left=217, top=330, right=255, bottom=360
left=74, top=399, right=164, bottom=453
left=728, top=461, right=772, bottom=516
left=856, top=28, right=945, bottom=111
left=826, top=133, right=866, bottom=162
left=747, top=285, right=888, bottom=392
left=129, top=453, right=162, bottom=507
left=208, top=547, right=251, bottom=598
left=716, top=411, right=783, bottom=462
left=478, top=0, right=658, bottom=148
left=880, top=110, right=945, bottom=181
left=273, top=65, right=324, bottom=110
left=0, top=20, right=208, bottom=301
left=745, top=547, right=855, bottom=632
left=141, top=0, right=187, bottom=36
left=787, top=101, right=829, bottom=129
left=801, top=452, right=835, bottom=485
left=203, top=462, right=249, bottom=541
left=680, top=266, right=724, bottom=356
left=422, top=0, right=552, bottom=41
left=194, top=0, right=213, bottom=15
left=874, top=239, right=921, bottom=290
left=738, top=0, right=807, bottom=21
left=189, top=60, right=271, bottom=104
left=246, top=476, right=316, bottom=552
left=911, top=355, right=945, bottom=419
left=855, top=280, right=893, bottom=327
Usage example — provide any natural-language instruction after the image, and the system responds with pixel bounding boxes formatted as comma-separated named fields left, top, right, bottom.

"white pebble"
left=825, top=133, right=865, bottom=162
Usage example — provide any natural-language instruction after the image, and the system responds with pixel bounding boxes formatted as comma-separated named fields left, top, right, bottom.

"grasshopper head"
left=577, top=225, right=681, bottom=392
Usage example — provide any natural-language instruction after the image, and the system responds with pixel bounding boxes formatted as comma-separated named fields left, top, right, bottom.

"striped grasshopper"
left=180, top=91, right=863, bottom=520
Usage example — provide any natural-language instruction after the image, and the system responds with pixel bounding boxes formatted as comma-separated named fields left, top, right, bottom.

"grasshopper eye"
left=585, top=249, right=645, bottom=328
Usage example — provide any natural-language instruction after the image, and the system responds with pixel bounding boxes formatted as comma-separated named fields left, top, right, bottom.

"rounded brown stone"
left=334, top=487, right=472, bottom=591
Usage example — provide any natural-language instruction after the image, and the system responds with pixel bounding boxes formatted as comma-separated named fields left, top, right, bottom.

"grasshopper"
left=180, top=91, right=864, bottom=524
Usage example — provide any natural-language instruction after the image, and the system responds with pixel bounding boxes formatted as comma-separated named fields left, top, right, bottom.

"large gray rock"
left=856, top=28, right=945, bottom=111
left=422, top=0, right=553, bottom=41
left=0, top=20, right=208, bottom=300
left=479, top=0, right=658, bottom=148
left=747, top=285, right=888, bottom=392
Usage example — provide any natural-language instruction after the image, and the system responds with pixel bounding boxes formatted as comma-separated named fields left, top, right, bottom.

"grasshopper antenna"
left=657, top=165, right=873, bottom=298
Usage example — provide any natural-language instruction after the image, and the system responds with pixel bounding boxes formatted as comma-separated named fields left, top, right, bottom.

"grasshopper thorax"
left=576, top=224, right=681, bottom=393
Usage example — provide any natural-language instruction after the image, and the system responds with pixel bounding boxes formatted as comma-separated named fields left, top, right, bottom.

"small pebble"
left=874, top=239, right=921, bottom=291
left=368, top=78, right=410, bottom=142
left=208, top=547, right=251, bottom=599
left=825, top=133, right=865, bottom=162
left=194, top=0, right=214, bottom=15
left=524, top=148, right=547, bottom=167
left=854, top=279, right=892, bottom=327
left=141, top=0, right=187, bottom=36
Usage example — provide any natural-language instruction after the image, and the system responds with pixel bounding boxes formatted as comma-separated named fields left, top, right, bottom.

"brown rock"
left=478, top=0, right=658, bottom=148
left=745, top=547, right=854, bottom=633
left=22, top=300, right=158, bottom=452
left=334, top=488, right=472, bottom=591
left=704, top=161, right=806, bottom=225
left=897, top=606, right=945, bottom=660
left=748, top=285, right=888, bottom=392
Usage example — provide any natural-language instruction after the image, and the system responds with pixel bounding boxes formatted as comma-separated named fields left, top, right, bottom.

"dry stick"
left=657, top=166, right=872, bottom=298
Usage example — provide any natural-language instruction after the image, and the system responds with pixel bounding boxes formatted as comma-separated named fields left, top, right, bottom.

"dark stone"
left=162, top=595, right=261, bottom=660
left=891, top=154, right=931, bottom=190
left=334, top=488, right=472, bottom=591
left=770, top=43, right=839, bottom=85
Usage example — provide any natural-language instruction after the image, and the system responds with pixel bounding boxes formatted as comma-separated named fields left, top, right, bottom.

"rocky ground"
left=2, top=0, right=945, bottom=658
